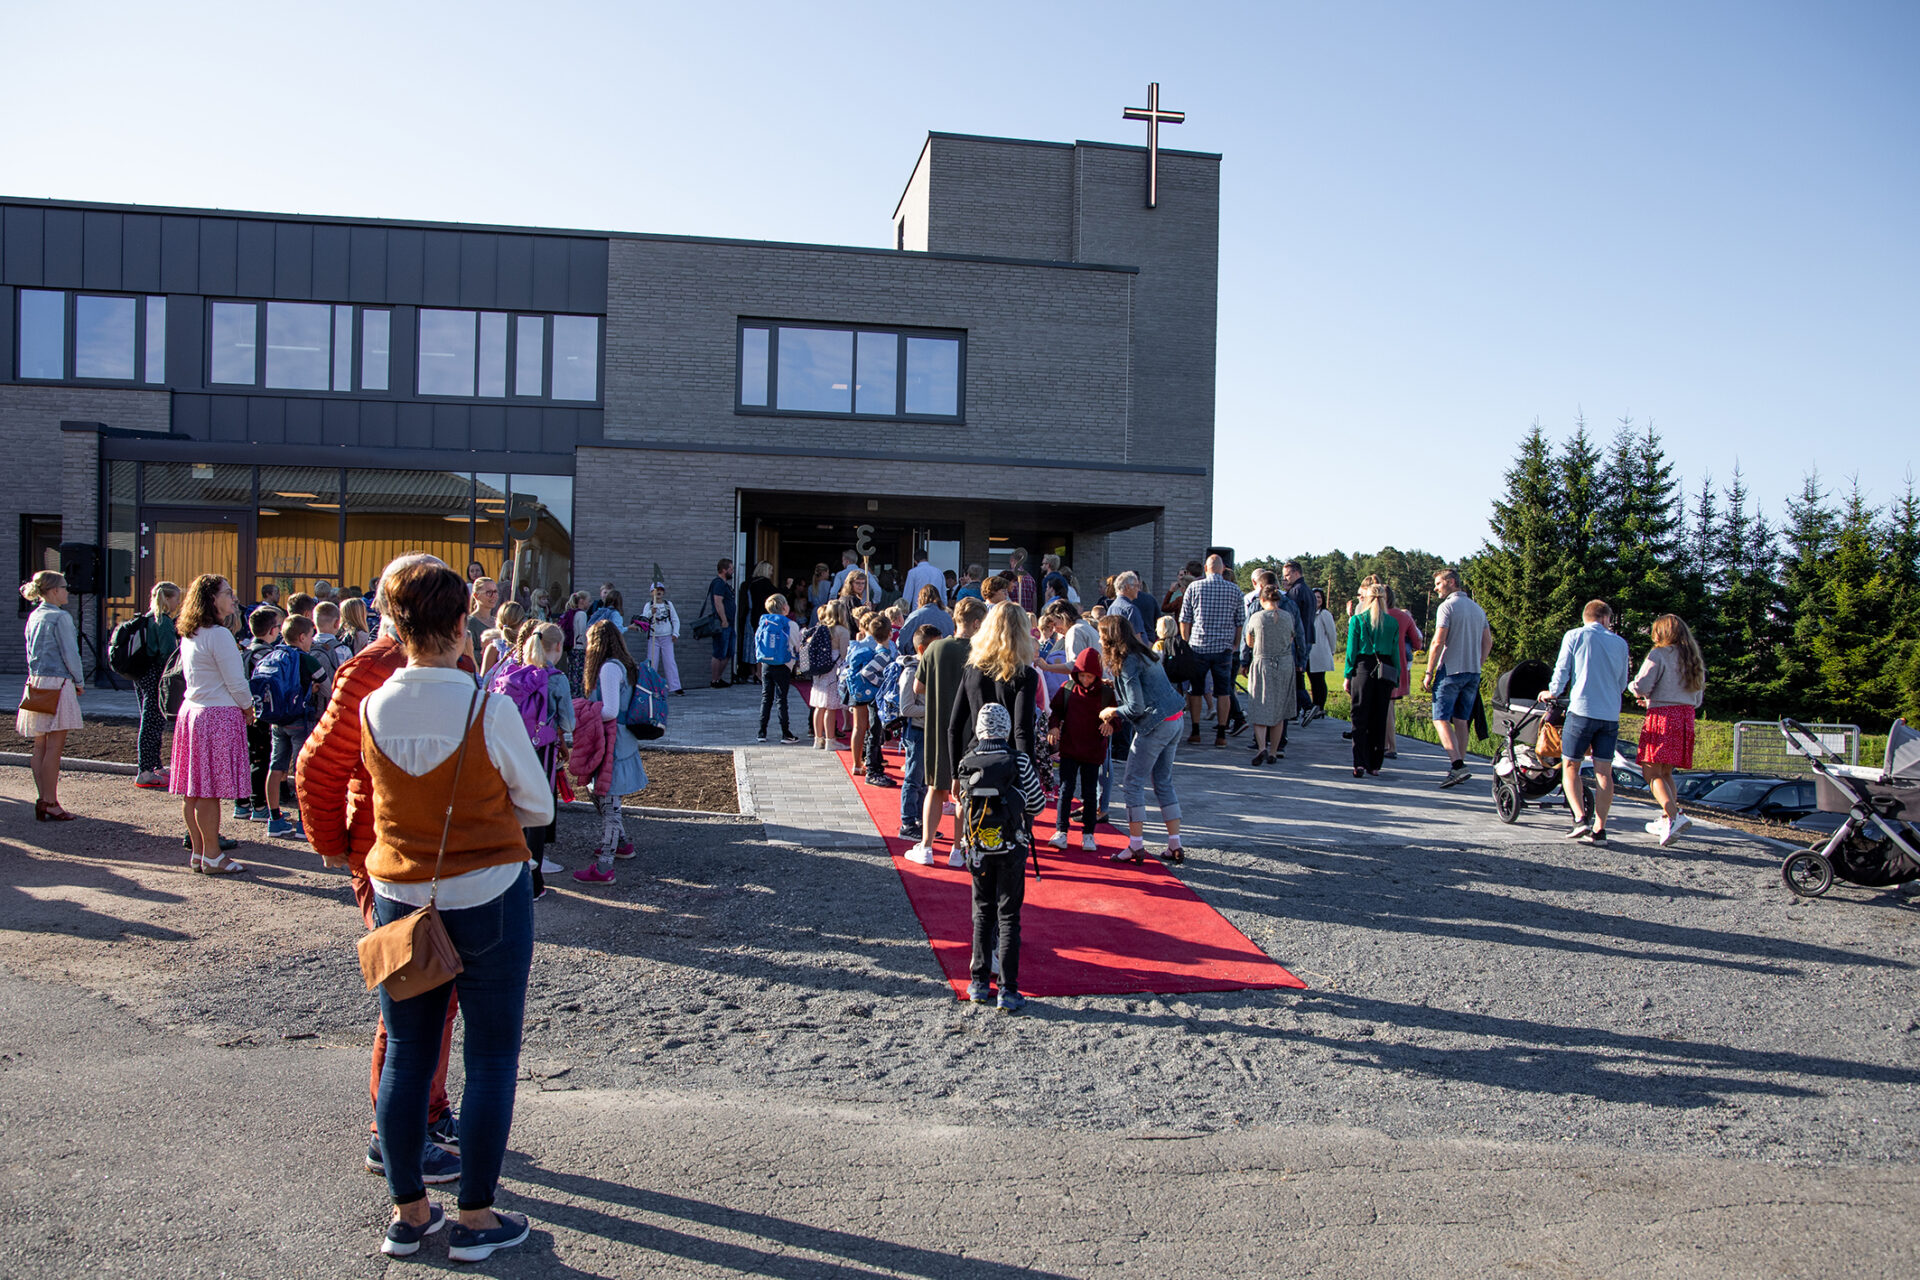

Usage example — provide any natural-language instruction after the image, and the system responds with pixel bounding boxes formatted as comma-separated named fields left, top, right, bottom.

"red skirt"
left=1638, top=705, right=1696, bottom=768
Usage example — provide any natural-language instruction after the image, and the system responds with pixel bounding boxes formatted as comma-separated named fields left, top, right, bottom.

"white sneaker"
left=903, top=843, right=936, bottom=866
left=538, top=856, right=563, bottom=874
left=1644, top=818, right=1669, bottom=841
left=1079, top=833, right=1097, bottom=853
left=948, top=846, right=968, bottom=869
left=1048, top=830, right=1070, bottom=849
left=1661, top=813, right=1692, bottom=846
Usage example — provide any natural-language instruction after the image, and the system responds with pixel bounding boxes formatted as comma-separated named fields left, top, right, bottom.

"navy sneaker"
left=266, top=814, right=297, bottom=837
left=447, top=1211, right=531, bottom=1263
left=964, top=981, right=992, bottom=1003
left=427, top=1111, right=460, bottom=1153
left=366, top=1138, right=462, bottom=1185
left=232, top=800, right=254, bottom=822
left=383, top=1203, right=446, bottom=1257
left=997, top=990, right=1027, bottom=1013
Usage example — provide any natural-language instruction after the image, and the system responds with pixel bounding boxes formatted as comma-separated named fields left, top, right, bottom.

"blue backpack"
left=250, top=644, right=310, bottom=726
left=755, top=614, right=794, bottom=666
left=842, top=639, right=889, bottom=706
left=621, top=659, right=672, bottom=740
left=876, top=653, right=914, bottom=733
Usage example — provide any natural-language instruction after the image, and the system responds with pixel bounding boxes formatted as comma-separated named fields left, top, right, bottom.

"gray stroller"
left=1777, top=718, right=1920, bottom=898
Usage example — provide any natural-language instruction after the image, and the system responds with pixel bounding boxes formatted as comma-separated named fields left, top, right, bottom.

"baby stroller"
left=1487, top=659, right=1594, bottom=824
left=1777, top=718, right=1920, bottom=898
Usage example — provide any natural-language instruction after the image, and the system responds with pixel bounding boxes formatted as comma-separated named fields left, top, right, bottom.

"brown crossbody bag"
left=19, top=679, right=64, bottom=716
left=356, top=688, right=486, bottom=998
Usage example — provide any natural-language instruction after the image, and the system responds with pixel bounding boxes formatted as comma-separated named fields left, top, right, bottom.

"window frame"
left=734, top=319, right=966, bottom=424
left=207, top=298, right=391, bottom=394
left=14, top=289, right=167, bottom=386
left=413, top=307, right=600, bottom=405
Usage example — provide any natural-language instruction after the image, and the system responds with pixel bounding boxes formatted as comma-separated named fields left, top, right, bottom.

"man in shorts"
left=707, top=558, right=734, bottom=688
left=1421, top=568, right=1492, bottom=788
left=1547, top=600, right=1632, bottom=846
left=1179, top=554, right=1244, bottom=749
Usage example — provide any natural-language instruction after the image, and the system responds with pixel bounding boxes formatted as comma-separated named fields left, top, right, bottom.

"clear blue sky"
left=7, top=1, right=1914, bottom=561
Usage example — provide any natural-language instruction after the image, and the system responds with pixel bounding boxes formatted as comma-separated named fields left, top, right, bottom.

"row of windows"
left=12, top=292, right=600, bottom=403
left=738, top=323, right=962, bottom=420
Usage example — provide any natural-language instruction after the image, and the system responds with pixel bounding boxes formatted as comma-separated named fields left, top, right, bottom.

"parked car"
left=1693, top=776, right=1819, bottom=823
left=1579, top=757, right=1648, bottom=794
left=1675, top=771, right=1766, bottom=802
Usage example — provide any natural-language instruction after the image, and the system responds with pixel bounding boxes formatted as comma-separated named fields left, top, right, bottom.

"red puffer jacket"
left=566, top=698, right=614, bottom=796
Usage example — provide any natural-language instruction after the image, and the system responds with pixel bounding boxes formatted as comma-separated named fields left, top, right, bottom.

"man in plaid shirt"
left=1180, top=554, right=1245, bottom=748
left=1008, top=547, right=1039, bottom=614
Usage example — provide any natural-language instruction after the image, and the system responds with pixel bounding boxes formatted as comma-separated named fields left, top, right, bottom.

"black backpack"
left=956, top=742, right=1038, bottom=877
left=1160, top=636, right=1199, bottom=685
left=108, top=612, right=156, bottom=680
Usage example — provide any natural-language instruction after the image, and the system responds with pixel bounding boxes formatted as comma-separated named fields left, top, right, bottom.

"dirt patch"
left=1, top=719, right=154, bottom=765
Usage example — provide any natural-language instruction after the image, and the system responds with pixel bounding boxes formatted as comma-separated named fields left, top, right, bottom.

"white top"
left=902, top=560, right=947, bottom=607
left=363, top=666, right=555, bottom=909
left=1310, top=610, right=1339, bottom=673
left=179, top=626, right=253, bottom=711
left=598, top=661, right=627, bottom=721
left=640, top=600, right=680, bottom=639
left=1064, top=618, right=1101, bottom=665
left=569, top=609, right=589, bottom=650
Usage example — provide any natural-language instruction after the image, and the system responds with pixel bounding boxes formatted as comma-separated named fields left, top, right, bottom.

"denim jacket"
left=24, top=603, right=82, bottom=684
left=1114, top=650, right=1185, bottom=726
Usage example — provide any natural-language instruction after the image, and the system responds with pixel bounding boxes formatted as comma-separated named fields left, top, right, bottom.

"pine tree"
left=1810, top=480, right=1896, bottom=724
left=1710, top=467, right=1784, bottom=715
left=1777, top=470, right=1837, bottom=699
left=1549, top=415, right=1609, bottom=624
left=1477, top=423, right=1567, bottom=667
left=1600, top=417, right=1686, bottom=645
left=1888, top=478, right=1920, bottom=726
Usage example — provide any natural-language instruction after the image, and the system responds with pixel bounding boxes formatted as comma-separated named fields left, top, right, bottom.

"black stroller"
left=1777, top=718, right=1920, bottom=897
left=1487, top=660, right=1594, bottom=824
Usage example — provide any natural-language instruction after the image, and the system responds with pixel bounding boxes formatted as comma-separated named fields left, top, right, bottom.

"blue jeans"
left=1057, top=758, right=1099, bottom=835
left=1124, top=712, right=1185, bottom=827
left=374, top=866, right=533, bottom=1211
left=712, top=625, right=734, bottom=660
left=899, top=723, right=926, bottom=831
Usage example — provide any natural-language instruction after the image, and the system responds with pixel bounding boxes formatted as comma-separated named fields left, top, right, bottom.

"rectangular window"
left=145, top=297, right=167, bottom=383
left=417, top=309, right=477, bottom=396
left=18, top=290, right=65, bottom=379
left=550, top=315, right=598, bottom=401
left=361, top=309, right=390, bottom=391
left=514, top=316, right=543, bottom=396
left=265, top=301, right=332, bottom=390
left=738, top=322, right=963, bottom=421
left=332, top=306, right=353, bottom=391
left=478, top=312, right=508, bottom=398
left=739, top=326, right=769, bottom=407
left=210, top=302, right=259, bottom=385
left=74, top=295, right=137, bottom=380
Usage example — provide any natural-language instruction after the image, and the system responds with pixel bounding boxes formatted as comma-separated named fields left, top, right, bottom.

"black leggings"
left=1308, top=671, right=1328, bottom=712
left=1056, top=759, right=1099, bottom=835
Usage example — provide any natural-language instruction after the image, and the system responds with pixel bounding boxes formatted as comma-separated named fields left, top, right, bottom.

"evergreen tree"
left=1813, top=480, right=1899, bottom=723
left=1477, top=422, right=1567, bottom=667
left=1710, top=467, right=1784, bottom=714
left=1549, top=416, right=1610, bottom=624
left=1776, top=470, right=1837, bottom=698
left=1599, top=417, right=1686, bottom=645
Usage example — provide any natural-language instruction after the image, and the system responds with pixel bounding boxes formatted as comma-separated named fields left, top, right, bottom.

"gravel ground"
left=4, top=764, right=1915, bottom=1169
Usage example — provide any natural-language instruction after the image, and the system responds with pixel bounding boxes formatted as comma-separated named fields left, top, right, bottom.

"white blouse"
left=179, top=627, right=253, bottom=711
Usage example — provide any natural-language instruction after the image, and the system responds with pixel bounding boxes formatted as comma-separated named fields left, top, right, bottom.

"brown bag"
left=356, top=688, right=486, bottom=999
left=19, top=681, right=62, bottom=716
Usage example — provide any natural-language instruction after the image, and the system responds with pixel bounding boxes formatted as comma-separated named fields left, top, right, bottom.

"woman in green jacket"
left=134, top=581, right=182, bottom=788
left=1344, top=579, right=1400, bottom=777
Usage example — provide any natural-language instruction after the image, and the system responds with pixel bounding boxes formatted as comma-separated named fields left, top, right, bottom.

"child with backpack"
left=754, top=594, right=803, bottom=744
left=576, top=619, right=645, bottom=885
left=639, top=584, right=682, bottom=695
left=239, top=607, right=282, bottom=824
left=845, top=612, right=896, bottom=787
left=256, top=614, right=326, bottom=840
left=505, top=622, right=575, bottom=897
left=955, top=702, right=1046, bottom=1012
left=896, top=624, right=942, bottom=843
left=804, top=600, right=850, bottom=751
left=1047, top=648, right=1116, bottom=852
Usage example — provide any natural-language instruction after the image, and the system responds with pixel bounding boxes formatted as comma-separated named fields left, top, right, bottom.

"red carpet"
left=833, top=740, right=1305, bottom=999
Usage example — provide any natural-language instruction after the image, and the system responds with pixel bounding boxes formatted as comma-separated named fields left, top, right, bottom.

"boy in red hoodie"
left=1047, top=648, right=1116, bottom=852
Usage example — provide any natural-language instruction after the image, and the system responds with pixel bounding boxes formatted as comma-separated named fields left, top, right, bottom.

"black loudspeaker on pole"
left=57, top=542, right=103, bottom=595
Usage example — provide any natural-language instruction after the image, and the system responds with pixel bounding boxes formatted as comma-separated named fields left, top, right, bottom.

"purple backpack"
left=485, top=658, right=558, bottom=749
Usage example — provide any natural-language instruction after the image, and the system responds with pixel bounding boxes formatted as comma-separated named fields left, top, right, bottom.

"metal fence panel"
left=1732, top=721, right=1860, bottom=775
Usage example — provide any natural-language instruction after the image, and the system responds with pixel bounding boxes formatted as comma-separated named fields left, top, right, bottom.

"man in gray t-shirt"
left=1420, top=568, right=1493, bottom=788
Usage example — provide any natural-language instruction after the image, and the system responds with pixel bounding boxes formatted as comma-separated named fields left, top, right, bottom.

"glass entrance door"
left=141, top=510, right=246, bottom=609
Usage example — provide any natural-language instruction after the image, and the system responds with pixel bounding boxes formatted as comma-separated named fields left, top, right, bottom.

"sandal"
left=188, top=855, right=202, bottom=873
left=1163, top=843, right=1185, bottom=865
left=199, top=853, right=247, bottom=875
left=1109, top=847, right=1144, bottom=864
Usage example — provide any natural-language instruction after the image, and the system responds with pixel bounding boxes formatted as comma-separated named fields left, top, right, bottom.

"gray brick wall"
left=920, top=136, right=1075, bottom=262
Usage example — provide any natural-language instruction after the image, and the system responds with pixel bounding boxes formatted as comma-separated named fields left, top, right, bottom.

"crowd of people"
left=13, top=540, right=1715, bottom=1260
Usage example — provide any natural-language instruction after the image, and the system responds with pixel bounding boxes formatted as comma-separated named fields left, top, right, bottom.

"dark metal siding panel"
left=209, top=395, right=248, bottom=442
left=541, top=407, right=575, bottom=453
left=248, top=397, right=286, bottom=444
left=385, top=229, right=424, bottom=303
left=3, top=207, right=42, bottom=285
left=469, top=403, right=505, bottom=452
left=160, top=217, right=199, bottom=292
left=311, top=225, right=350, bottom=301
left=348, top=226, right=387, bottom=303
left=83, top=211, right=122, bottom=289
left=431, top=402, right=467, bottom=450
left=166, top=290, right=201, bottom=387
left=359, top=400, right=396, bottom=449
left=574, top=409, right=603, bottom=444
left=495, top=236, right=533, bottom=311
left=422, top=231, right=460, bottom=306
left=283, top=398, right=323, bottom=445
left=395, top=401, right=432, bottom=449
left=273, top=223, right=313, bottom=299
left=530, top=239, right=569, bottom=311
left=170, top=394, right=211, bottom=440
left=389, top=305, right=416, bottom=395
left=459, top=234, right=496, bottom=308
left=236, top=221, right=275, bottom=296
left=321, top=399, right=357, bottom=446
left=122, top=215, right=162, bottom=293
left=199, top=220, right=238, bottom=295
left=43, top=209, right=84, bottom=288
left=568, top=239, right=607, bottom=313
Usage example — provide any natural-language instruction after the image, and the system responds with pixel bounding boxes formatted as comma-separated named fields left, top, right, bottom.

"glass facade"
left=550, top=315, right=599, bottom=401
left=361, top=309, right=391, bottom=391
left=15, top=291, right=166, bottom=384
left=18, top=290, right=64, bottom=379
left=74, top=295, right=137, bottom=380
left=210, top=302, right=257, bottom=384
left=264, top=302, right=332, bottom=390
left=739, top=321, right=962, bottom=420
left=415, top=309, right=597, bottom=402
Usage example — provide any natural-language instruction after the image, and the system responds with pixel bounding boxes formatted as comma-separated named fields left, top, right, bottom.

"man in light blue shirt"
left=1547, top=600, right=1633, bottom=846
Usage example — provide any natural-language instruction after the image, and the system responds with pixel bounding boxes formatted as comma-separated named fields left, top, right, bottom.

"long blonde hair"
left=968, top=603, right=1038, bottom=682
left=1650, top=614, right=1706, bottom=692
left=151, top=581, right=181, bottom=615
left=1360, top=576, right=1387, bottom=627
left=520, top=621, right=563, bottom=667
